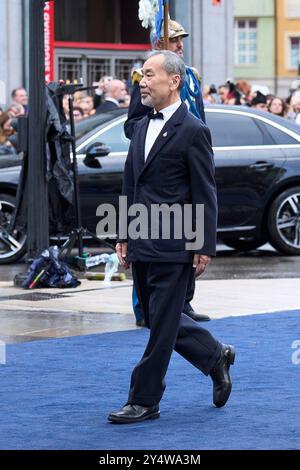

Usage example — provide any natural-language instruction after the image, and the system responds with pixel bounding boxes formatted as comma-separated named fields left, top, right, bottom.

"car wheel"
left=0, top=193, right=26, bottom=264
left=268, top=187, right=300, bottom=255
left=222, top=238, right=263, bottom=252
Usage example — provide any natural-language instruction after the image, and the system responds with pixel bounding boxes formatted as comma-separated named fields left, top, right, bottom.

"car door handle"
left=249, top=161, right=274, bottom=171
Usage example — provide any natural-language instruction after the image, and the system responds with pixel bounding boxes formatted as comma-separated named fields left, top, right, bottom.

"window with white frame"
left=289, top=37, right=300, bottom=69
left=234, top=19, right=258, bottom=66
left=287, top=0, right=300, bottom=19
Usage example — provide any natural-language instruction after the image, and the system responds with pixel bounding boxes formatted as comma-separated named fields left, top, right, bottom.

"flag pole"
left=163, top=0, right=169, bottom=49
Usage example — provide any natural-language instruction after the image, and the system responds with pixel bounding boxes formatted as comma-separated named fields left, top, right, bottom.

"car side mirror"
left=84, top=142, right=111, bottom=168
left=86, top=142, right=111, bottom=158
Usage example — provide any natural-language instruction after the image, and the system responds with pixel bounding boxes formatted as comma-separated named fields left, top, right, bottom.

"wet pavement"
left=1, top=243, right=300, bottom=345
left=0, top=309, right=134, bottom=344
left=1, top=243, right=300, bottom=282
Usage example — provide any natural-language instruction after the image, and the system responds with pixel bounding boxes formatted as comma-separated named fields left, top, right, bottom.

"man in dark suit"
left=126, top=20, right=209, bottom=323
left=96, top=79, right=127, bottom=113
left=108, top=51, right=235, bottom=424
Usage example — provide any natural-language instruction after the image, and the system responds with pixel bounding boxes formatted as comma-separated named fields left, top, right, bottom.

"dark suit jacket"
left=124, top=78, right=206, bottom=140
left=121, top=103, right=217, bottom=263
left=93, top=93, right=104, bottom=110
left=96, top=100, right=119, bottom=114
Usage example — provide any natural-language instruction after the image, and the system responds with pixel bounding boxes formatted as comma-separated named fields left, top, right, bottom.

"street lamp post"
left=27, top=0, right=49, bottom=260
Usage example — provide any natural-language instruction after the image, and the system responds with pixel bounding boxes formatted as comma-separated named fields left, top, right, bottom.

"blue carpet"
left=0, top=311, right=300, bottom=450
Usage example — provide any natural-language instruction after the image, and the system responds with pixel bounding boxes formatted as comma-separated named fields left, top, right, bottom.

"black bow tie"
left=148, top=111, right=164, bottom=120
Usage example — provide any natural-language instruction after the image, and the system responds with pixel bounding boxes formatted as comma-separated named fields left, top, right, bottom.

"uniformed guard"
left=124, top=19, right=205, bottom=140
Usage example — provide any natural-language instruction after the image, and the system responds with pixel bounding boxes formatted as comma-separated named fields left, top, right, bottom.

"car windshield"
left=75, top=108, right=128, bottom=140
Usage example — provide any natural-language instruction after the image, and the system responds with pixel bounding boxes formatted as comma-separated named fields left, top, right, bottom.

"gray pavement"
left=0, top=244, right=300, bottom=344
left=1, top=244, right=300, bottom=282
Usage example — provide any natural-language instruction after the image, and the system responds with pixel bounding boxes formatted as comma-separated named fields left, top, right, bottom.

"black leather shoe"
left=210, top=344, right=235, bottom=408
left=183, top=306, right=210, bottom=322
left=108, top=404, right=160, bottom=424
left=136, top=319, right=146, bottom=327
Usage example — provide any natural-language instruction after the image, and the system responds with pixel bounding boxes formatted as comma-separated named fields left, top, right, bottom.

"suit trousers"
left=184, top=274, right=195, bottom=310
left=128, top=262, right=222, bottom=406
left=132, top=272, right=195, bottom=321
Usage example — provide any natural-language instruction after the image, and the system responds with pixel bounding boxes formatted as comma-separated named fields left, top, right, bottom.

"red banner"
left=44, top=1, right=55, bottom=83
left=212, top=0, right=221, bottom=5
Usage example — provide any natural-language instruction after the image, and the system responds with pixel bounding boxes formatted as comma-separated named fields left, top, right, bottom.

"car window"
left=79, top=120, right=130, bottom=154
left=260, top=121, right=299, bottom=145
left=206, top=112, right=267, bottom=147
left=75, top=113, right=118, bottom=140
left=75, top=109, right=127, bottom=140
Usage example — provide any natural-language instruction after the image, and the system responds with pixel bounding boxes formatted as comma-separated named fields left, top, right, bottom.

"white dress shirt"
left=144, top=100, right=182, bottom=161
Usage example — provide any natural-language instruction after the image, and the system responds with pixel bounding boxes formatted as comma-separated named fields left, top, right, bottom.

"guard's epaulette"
left=131, top=69, right=143, bottom=86
left=189, top=66, right=202, bottom=85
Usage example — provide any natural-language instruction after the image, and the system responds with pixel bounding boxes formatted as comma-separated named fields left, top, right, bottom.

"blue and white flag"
left=155, top=0, right=167, bottom=42
left=139, top=0, right=169, bottom=44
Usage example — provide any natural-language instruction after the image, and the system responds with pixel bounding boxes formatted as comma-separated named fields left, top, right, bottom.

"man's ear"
left=170, top=75, right=180, bottom=91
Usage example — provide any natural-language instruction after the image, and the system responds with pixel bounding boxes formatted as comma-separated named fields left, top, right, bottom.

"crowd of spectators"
left=1, top=77, right=300, bottom=157
left=0, top=88, right=28, bottom=155
left=0, top=79, right=130, bottom=155
left=62, top=77, right=130, bottom=122
left=202, top=79, right=300, bottom=125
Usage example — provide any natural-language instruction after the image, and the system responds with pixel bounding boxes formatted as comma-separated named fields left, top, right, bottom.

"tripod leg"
left=59, top=231, right=78, bottom=258
left=68, top=95, right=84, bottom=258
left=77, top=229, right=84, bottom=258
left=85, top=229, right=115, bottom=250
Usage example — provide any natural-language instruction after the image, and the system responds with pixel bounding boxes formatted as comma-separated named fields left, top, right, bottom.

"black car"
left=1, top=105, right=300, bottom=264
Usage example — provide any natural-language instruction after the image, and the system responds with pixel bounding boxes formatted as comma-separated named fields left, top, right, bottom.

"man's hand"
left=193, top=254, right=211, bottom=277
left=97, top=76, right=112, bottom=94
left=116, top=242, right=130, bottom=269
left=97, top=77, right=106, bottom=94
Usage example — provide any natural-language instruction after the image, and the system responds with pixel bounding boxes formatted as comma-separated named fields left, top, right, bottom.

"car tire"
left=0, top=193, right=26, bottom=264
left=267, top=187, right=300, bottom=256
left=222, top=238, right=263, bottom=252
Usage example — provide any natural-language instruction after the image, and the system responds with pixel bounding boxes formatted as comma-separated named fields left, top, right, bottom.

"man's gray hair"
left=146, top=50, right=186, bottom=91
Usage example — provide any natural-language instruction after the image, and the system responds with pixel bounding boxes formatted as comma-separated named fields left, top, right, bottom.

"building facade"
left=0, top=0, right=151, bottom=106
left=0, top=0, right=23, bottom=106
left=54, top=0, right=234, bottom=91
left=172, top=0, right=233, bottom=88
left=233, top=0, right=276, bottom=93
left=276, top=0, right=300, bottom=96
left=0, top=0, right=234, bottom=106
left=53, top=0, right=150, bottom=86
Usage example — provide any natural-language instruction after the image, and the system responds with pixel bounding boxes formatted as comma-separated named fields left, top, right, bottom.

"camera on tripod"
left=49, top=78, right=114, bottom=270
